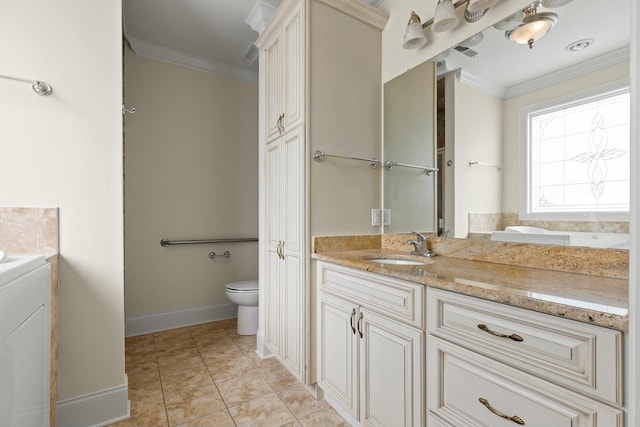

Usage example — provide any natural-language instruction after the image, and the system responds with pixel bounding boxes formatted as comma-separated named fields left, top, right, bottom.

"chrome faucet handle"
left=411, top=231, right=427, bottom=244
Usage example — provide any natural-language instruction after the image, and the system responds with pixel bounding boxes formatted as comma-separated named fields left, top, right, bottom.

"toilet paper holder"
left=209, top=251, right=231, bottom=260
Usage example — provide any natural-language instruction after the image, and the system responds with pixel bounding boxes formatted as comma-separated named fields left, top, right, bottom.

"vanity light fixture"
left=433, top=0, right=459, bottom=33
left=466, top=0, right=500, bottom=14
left=403, top=0, right=495, bottom=50
left=506, top=2, right=558, bottom=49
left=403, top=11, right=428, bottom=49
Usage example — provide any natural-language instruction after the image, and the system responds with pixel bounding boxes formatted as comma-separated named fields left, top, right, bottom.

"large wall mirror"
left=383, top=0, right=631, bottom=249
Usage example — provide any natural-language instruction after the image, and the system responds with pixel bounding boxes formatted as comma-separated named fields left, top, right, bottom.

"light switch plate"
left=371, top=209, right=381, bottom=226
left=383, top=209, right=391, bottom=226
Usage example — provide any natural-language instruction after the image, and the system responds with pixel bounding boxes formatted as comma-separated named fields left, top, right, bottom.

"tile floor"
left=110, top=318, right=349, bottom=427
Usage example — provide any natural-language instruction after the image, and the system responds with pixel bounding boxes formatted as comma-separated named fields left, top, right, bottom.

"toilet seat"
left=225, top=280, right=258, bottom=292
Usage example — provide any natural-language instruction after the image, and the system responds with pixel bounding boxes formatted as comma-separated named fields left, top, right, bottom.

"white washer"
left=0, top=255, right=51, bottom=427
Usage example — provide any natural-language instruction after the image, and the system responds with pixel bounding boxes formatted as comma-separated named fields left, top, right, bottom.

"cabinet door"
left=265, top=248, right=281, bottom=355
left=282, top=5, right=302, bottom=133
left=264, top=35, right=281, bottom=142
left=360, top=308, right=424, bottom=427
left=280, top=251, right=302, bottom=378
left=318, top=292, right=359, bottom=420
left=264, top=140, right=281, bottom=354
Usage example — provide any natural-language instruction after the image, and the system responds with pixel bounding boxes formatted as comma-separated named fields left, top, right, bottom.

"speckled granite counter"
left=312, top=236, right=629, bottom=331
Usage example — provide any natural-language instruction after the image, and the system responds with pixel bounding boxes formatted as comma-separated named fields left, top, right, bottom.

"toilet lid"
left=226, top=280, right=258, bottom=291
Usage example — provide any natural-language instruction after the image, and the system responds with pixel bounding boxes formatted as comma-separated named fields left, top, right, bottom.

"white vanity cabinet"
left=256, top=0, right=387, bottom=386
left=261, top=0, right=303, bottom=143
left=426, top=288, right=624, bottom=426
left=317, top=262, right=425, bottom=427
left=264, top=127, right=305, bottom=379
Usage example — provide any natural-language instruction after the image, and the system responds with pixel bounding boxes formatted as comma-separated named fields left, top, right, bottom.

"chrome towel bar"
left=313, top=150, right=381, bottom=169
left=161, top=237, right=258, bottom=247
left=385, top=160, right=438, bottom=175
left=468, top=160, right=505, bottom=172
left=0, top=74, right=53, bottom=96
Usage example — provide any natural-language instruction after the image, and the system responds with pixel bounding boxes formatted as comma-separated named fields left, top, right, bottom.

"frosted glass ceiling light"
left=506, top=2, right=557, bottom=49
left=403, top=11, right=427, bottom=50
left=467, top=0, right=500, bottom=14
left=432, top=0, right=459, bottom=33
left=541, top=0, right=574, bottom=7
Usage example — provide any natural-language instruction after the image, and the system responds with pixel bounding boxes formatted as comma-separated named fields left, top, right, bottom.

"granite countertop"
left=312, top=249, right=629, bottom=331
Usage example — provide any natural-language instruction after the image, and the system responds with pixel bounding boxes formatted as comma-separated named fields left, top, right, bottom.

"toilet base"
left=237, top=305, right=259, bottom=335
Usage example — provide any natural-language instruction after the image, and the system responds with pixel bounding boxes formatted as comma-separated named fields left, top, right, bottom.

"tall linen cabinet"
left=255, top=0, right=387, bottom=385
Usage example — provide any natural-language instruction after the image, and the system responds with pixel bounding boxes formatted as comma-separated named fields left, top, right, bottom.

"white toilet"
left=224, top=280, right=259, bottom=335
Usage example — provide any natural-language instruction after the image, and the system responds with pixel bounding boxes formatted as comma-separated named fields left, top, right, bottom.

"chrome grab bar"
left=161, top=237, right=258, bottom=247
left=312, top=150, right=381, bottom=169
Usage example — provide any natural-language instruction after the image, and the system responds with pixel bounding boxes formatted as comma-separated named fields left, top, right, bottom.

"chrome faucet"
left=407, top=231, right=434, bottom=257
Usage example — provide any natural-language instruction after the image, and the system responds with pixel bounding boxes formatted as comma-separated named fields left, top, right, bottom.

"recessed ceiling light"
left=565, top=39, right=593, bottom=52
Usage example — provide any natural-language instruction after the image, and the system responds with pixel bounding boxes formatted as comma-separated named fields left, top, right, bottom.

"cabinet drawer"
left=318, top=262, right=424, bottom=328
left=427, top=336, right=623, bottom=427
left=427, top=288, right=623, bottom=405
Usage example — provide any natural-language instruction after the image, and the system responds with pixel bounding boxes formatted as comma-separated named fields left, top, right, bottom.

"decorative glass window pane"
left=526, top=87, right=630, bottom=216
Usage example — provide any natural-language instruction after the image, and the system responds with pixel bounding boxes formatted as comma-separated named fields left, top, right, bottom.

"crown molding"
left=246, top=0, right=280, bottom=35
left=504, top=46, right=630, bottom=99
left=316, top=0, right=389, bottom=30
left=127, top=37, right=258, bottom=84
left=458, top=69, right=506, bottom=99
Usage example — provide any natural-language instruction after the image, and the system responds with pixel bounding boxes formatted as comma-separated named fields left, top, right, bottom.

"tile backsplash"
left=0, top=207, right=59, bottom=255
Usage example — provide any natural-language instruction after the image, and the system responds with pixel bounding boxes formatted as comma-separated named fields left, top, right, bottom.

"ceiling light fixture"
left=506, top=2, right=558, bottom=49
left=467, top=0, right=501, bottom=14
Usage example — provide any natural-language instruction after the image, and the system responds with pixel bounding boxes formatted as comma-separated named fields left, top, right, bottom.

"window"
left=520, top=83, right=630, bottom=221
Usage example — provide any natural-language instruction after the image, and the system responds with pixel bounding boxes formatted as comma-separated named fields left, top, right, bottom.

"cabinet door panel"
left=281, top=253, right=302, bottom=378
left=266, top=142, right=281, bottom=249
left=360, top=309, right=424, bottom=427
left=282, top=129, right=303, bottom=254
left=265, top=249, right=281, bottom=354
left=264, top=36, right=281, bottom=141
left=318, top=292, right=358, bottom=420
left=283, top=7, right=302, bottom=132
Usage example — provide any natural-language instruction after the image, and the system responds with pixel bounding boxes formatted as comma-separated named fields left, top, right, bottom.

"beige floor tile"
left=205, top=353, right=258, bottom=382
left=228, top=393, right=296, bottom=427
left=280, top=420, right=303, bottom=427
left=158, top=350, right=205, bottom=377
left=174, top=409, right=236, bottom=427
left=224, top=326, right=240, bottom=338
left=127, top=362, right=161, bottom=386
left=191, top=328, right=230, bottom=346
left=199, top=342, right=244, bottom=365
left=129, top=377, right=164, bottom=403
left=126, top=350, right=157, bottom=369
left=157, top=345, right=199, bottom=361
left=108, top=398, right=168, bottom=427
left=164, top=384, right=226, bottom=427
left=216, top=372, right=273, bottom=406
left=126, top=334, right=155, bottom=348
left=298, top=406, right=350, bottom=427
left=261, top=367, right=299, bottom=391
left=276, top=384, right=331, bottom=419
left=233, top=335, right=257, bottom=353
left=161, top=364, right=214, bottom=397
left=212, top=318, right=237, bottom=330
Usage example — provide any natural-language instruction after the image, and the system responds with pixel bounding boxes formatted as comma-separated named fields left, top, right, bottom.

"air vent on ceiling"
left=454, top=45, right=479, bottom=58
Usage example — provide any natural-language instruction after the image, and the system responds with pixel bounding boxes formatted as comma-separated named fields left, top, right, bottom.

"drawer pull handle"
left=477, top=324, right=524, bottom=342
left=478, top=398, right=525, bottom=425
left=350, top=308, right=356, bottom=335
left=357, top=312, right=364, bottom=339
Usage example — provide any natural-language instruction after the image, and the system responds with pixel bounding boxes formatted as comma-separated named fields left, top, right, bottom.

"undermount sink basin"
left=366, top=258, right=428, bottom=266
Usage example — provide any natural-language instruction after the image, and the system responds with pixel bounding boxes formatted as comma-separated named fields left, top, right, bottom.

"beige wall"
left=309, top=1, right=383, bottom=235
left=124, top=49, right=259, bottom=318
left=501, top=62, right=630, bottom=213
left=453, top=78, right=503, bottom=238
left=379, top=0, right=532, bottom=83
left=0, top=0, right=124, bottom=400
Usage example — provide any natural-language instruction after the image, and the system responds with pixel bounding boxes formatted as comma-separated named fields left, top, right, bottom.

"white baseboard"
left=125, top=303, right=238, bottom=337
left=255, top=329, right=273, bottom=359
left=56, top=383, right=129, bottom=427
